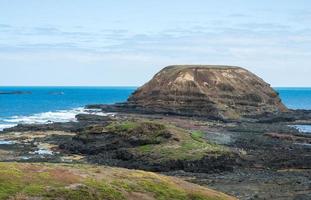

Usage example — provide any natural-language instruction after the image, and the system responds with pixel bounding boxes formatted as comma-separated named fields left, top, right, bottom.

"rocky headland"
left=1, top=65, right=311, bottom=200
left=88, top=65, right=287, bottom=121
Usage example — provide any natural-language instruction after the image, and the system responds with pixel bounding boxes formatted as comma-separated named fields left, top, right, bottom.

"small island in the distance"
left=0, top=91, right=32, bottom=95
left=1, top=65, right=311, bottom=200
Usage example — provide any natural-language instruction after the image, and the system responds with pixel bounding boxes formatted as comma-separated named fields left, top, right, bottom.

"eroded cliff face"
left=126, top=65, right=288, bottom=120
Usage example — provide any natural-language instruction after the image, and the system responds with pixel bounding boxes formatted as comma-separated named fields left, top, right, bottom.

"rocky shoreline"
left=1, top=66, right=311, bottom=199
left=1, top=110, right=311, bottom=199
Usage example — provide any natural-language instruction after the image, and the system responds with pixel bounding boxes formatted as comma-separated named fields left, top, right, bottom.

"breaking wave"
left=0, top=107, right=106, bottom=131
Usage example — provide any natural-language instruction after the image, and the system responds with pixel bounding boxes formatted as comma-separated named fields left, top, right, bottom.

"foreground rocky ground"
left=1, top=111, right=311, bottom=200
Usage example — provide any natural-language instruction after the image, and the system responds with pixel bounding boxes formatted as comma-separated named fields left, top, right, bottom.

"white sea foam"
left=0, top=107, right=108, bottom=131
left=0, top=124, right=17, bottom=131
left=291, top=125, right=311, bottom=133
left=0, top=140, right=15, bottom=145
left=33, top=149, right=54, bottom=155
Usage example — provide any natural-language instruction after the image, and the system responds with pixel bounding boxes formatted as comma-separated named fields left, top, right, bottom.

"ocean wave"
left=0, top=107, right=107, bottom=131
left=291, top=125, right=311, bottom=133
left=0, top=140, right=15, bottom=145
left=0, top=124, right=17, bottom=131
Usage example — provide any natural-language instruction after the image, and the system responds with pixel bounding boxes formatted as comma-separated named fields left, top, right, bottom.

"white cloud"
left=1, top=1, right=311, bottom=86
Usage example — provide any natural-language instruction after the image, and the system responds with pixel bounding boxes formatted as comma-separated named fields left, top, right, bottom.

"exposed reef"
left=2, top=112, right=311, bottom=199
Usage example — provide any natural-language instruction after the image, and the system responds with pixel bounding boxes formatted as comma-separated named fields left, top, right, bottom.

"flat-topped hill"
left=125, top=65, right=287, bottom=120
left=163, top=65, right=242, bottom=70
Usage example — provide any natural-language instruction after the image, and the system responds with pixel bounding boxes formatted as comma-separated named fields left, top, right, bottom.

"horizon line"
left=1, top=85, right=311, bottom=88
left=0, top=85, right=139, bottom=87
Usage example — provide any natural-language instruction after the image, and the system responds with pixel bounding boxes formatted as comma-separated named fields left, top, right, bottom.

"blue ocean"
left=0, top=87, right=135, bottom=130
left=0, top=87, right=310, bottom=131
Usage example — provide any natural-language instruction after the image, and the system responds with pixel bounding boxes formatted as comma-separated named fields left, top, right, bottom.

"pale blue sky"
left=1, top=0, right=311, bottom=86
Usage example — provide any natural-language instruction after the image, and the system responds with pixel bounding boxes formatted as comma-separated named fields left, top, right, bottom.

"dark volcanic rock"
left=88, top=65, right=287, bottom=120
left=59, top=120, right=237, bottom=173
left=2, top=122, right=85, bottom=133
left=75, top=114, right=114, bottom=123
left=256, top=109, right=311, bottom=123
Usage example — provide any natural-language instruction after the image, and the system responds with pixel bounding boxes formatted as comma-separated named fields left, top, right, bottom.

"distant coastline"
left=0, top=91, right=32, bottom=95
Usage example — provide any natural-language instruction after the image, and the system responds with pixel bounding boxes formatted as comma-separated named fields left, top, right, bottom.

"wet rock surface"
left=0, top=130, right=80, bottom=162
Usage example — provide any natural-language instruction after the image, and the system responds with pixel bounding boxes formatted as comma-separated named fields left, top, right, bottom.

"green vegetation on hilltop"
left=105, top=120, right=232, bottom=162
left=105, top=120, right=172, bottom=144
left=106, top=120, right=140, bottom=132
left=0, top=162, right=236, bottom=200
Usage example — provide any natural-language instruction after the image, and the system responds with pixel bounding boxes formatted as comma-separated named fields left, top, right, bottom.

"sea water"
left=276, top=87, right=311, bottom=133
left=0, top=87, right=310, bottom=132
left=0, top=87, right=135, bottom=130
left=276, top=87, right=311, bottom=110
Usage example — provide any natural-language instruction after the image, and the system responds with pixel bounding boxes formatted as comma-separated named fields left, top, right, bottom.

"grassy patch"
left=135, top=126, right=229, bottom=162
left=83, top=178, right=125, bottom=200
left=106, top=121, right=140, bottom=133
left=138, top=144, right=153, bottom=153
left=105, top=120, right=172, bottom=145
left=191, top=130, right=205, bottom=142
left=0, top=163, right=124, bottom=200
left=157, top=139, right=227, bottom=161
left=91, top=119, right=229, bottom=162
left=124, top=170, right=231, bottom=200
left=139, top=179, right=187, bottom=200
left=22, top=185, right=45, bottom=196
left=105, top=120, right=167, bottom=136
left=0, top=162, right=235, bottom=200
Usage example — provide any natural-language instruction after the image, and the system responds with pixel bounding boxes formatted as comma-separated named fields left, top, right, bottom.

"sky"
left=0, top=0, right=311, bottom=86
